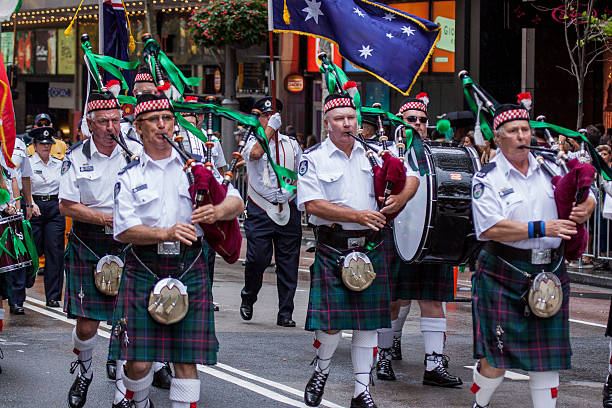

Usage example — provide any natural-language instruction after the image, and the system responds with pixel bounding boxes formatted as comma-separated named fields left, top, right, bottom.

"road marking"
left=22, top=296, right=341, bottom=408
left=463, top=365, right=529, bottom=381
left=569, top=318, right=607, bottom=328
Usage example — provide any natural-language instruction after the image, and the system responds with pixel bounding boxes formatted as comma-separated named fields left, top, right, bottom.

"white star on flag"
left=302, top=0, right=324, bottom=24
left=386, top=33, right=394, bottom=39
left=383, top=13, right=395, bottom=21
left=359, top=45, right=373, bottom=59
left=353, top=7, right=365, bottom=17
left=401, top=25, right=415, bottom=36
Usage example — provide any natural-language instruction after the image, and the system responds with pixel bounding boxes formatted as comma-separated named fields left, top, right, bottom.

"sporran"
left=341, top=251, right=376, bottom=292
left=94, top=255, right=123, bottom=296
left=527, top=272, right=563, bottom=318
left=147, top=277, right=189, bottom=325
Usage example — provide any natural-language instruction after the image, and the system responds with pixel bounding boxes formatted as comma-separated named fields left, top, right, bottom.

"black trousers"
left=30, top=198, right=65, bottom=301
left=241, top=200, right=302, bottom=319
left=6, top=266, right=26, bottom=306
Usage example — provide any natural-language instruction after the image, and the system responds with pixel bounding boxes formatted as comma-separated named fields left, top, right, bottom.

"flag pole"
left=267, top=0, right=282, bottom=211
left=98, top=0, right=104, bottom=53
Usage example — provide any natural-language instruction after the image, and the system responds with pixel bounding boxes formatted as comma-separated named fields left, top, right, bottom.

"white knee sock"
left=169, top=378, right=201, bottom=408
left=153, top=361, right=165, bottom=372
left=421, top=317, right=446, bottom=370
left=72, top=327, right=95, bottom=379
left=394, top=304, right=411, bottom=338
left=313, top=330, right=341, bottom=374
left=377, top=327, right=394, bottom=350
left=113, top=360, right=127, bottom=404
left=471, top=364, right=504, bottom=407
left=123, top=367, right=154, bottom=408
left=528, top=371, right=559, bottom=408
left=352, top=330, right=377, bottom=398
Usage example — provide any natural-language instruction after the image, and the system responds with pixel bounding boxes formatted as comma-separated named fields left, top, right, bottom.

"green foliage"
left=189, top=0, right=268, bottom=48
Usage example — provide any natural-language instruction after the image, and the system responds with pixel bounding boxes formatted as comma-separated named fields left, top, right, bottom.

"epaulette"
left=475, top=162, right=496, bottom=178
left=118, top=158, right=140, bottom=175
left=304, top=142, right=321, bottom=154
left=65, top=140, right=84, bottom=155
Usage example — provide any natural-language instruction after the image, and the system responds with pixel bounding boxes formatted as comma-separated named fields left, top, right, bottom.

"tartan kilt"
left=383, top=226, right=455, bottom=302
left=64, top=222, right=126, bottom=321
left=108, top=243, right=217, bottom=365
left=472, top=248, right=571, bottom=371
left=305, top=240, right=391, bottom=331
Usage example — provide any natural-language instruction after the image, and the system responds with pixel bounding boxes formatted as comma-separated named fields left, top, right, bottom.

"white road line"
left=463, top=365, right=529, bottom=381
left=22, top=297, right=340, bottom=408
left=569, top=318, right=607, bottom=328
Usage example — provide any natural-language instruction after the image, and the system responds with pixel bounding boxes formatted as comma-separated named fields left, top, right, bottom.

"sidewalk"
left=567, top=261, right=612, bottom=289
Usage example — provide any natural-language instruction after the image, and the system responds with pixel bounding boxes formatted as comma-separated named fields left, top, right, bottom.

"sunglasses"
left=37, top=120, right=51, bottom=127
left=404, top=116, right=428, bottom=124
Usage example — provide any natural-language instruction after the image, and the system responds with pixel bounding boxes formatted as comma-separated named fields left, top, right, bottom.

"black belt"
left=33, top=194, right=58, bottom=202
left=314, top=225, right=381, bottom=252
left=484, top=241, right=563, bottom=265
left=73, top=220, right=108, bottom=234
left=133, top=239, right=202, bottom=256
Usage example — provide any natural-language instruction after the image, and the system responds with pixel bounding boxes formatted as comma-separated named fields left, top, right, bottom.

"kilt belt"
left=305, top=226, right=391, bottom=331
left=63, top=220, right=127, bottom=321
left=108, top=239, right=218, bottom=365
left=382, top=226, right=455, bottom=302
left=472, top=247, right=571, bottom=372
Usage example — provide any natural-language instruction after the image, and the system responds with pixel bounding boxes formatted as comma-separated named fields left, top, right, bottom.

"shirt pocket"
left=319, top=170, right=344, bottom=203
left=75, top=170, right=104, bottom=205
left=133, top=189, right=160, bottom=225
left=501, top=189, right=525, bottom=216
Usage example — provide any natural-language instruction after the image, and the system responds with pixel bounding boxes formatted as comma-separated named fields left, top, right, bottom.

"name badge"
left=132, top=184, right=148, bottom=193
left=80, top=165, right=94, bottom=172
left=499, top=187, right=514, bottom=198
left=33, top=170, right=43, bottom=174
left=158, top=241, right=181, bottom=255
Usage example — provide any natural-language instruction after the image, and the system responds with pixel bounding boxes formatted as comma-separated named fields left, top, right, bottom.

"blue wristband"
left=528, top=221, right=534, bottom=239
left=540, top=221, right=546, bottom=237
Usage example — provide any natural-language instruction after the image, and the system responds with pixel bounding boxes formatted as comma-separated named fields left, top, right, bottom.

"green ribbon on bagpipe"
left=143, top=38, right=201, bottom=97
left=81, top=40, right=139, bottom=92
left=460, top=76, right=496, bottom=141
left=171, top=101, right=298, bottom=192
left=22, top=220, right=38, bottom=278
left=319, top=59, right=362, bottom=125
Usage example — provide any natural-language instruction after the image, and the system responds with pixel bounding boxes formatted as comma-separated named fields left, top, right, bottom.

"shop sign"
left=48, top=82, right=75, bottom=110
left=285, top=74, right=304, bottom=93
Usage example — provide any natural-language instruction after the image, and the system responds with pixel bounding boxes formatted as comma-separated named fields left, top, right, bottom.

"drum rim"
left=0, top=260, right=32, bottom=273
left=0, top=214, right=25, bottom=225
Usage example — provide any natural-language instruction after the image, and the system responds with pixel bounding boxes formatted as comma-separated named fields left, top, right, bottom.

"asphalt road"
left=1, top=250, right=611, bottom=407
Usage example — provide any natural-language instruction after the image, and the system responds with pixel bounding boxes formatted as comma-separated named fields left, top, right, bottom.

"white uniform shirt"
left=243, top=133, right=302, bottom=203
left=113, top=149, right=241, bottom=238
left=471, top=151, right=594, bottom=250
left=30, top=153, right=62, bottom=195
left=297, top=137, right=377, bottom=230
left=1, top=138, right=33, bottom=190
left=59, top=137, right=143, bottom=214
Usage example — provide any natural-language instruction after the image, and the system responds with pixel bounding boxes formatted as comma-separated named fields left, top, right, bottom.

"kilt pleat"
left=305, top=241, right=391, bottom=331
left=108, top=245, right=217, bottom=365
left=383, top=226, right=455, bottom=302
left=472, top=249, right=571, bottom=372
left=63, top=223, right=126, bottom=321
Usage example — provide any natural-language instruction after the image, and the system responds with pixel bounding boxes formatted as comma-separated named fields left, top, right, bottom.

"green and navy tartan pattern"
left=472, top=248, right=571, bottom=371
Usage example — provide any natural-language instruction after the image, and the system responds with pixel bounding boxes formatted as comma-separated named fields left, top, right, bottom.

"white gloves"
left=267, top=112, right=282, bottom=131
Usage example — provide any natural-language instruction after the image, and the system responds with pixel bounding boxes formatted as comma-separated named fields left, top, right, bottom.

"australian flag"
left=103, top=0, right=132, bottom=92
left=270, top=0, right=440, bottom=95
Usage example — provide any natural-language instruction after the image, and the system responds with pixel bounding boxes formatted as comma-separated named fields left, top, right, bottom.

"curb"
left=567, top=269, right=612, bottom=289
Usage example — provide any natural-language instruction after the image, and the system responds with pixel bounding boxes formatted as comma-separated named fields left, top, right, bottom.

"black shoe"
left=213, top=302, right=220, bottom=312
left=277, top=316, right=296, bottom=327
left=106, top=359, right=117, bottom=380
left=37, top=267, right=45, bottom=276
left=604, top=374, right=612, bottom=408
left=304, top=370, right=329, bottom=407
left=9, top=305, right=24, bottom=315
left=376, top=348, right=396, bottom=381
left=46, top=299, right=60, bottom=308
left=112, top=398, right=135, bottom=408
left=350, top=391, right=377, bottom=408
left=391, top=337, right=402, bottom=360
left=240, top=303, right=253, bottom=321
left=152, top=362, right=173, bottom=389
left=68, top=372, right=92, bottom=408
left=472, top=403, right=488, bottom=408
left=423, top=354, right=463, bottom=387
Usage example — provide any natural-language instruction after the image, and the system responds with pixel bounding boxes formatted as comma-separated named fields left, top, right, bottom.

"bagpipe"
left=142, top=33, right=242, bottom=264
left=459, top=70, right=598, bottom=261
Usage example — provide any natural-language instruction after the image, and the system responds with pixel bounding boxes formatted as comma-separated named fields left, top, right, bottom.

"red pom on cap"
left=343, top=81, right=357, bottom=90
left=157, top=82, right=171, bottom=92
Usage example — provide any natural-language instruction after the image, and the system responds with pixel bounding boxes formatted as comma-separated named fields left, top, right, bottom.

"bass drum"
left=393, top=143, right=482, bottom=265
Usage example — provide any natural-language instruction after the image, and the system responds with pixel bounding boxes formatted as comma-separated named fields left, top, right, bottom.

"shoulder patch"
left=65, top=140, right=84, bottom=155
left=472, top=182, right=485, bottom=199
left=114, top=182, right=121, bottom=199
left=304, top=142, right=321, bottom=154
left=475, top=162, right=496, bottom=178
left=118, top=158, right=140, bottom=175
left=298, top=160, right=308, bottom=176
left=61, top=160, right=71, bottom=175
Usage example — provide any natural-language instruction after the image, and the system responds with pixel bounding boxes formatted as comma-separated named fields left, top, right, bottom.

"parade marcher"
left=120, top=66, right=158, bottom=144
left=27, top=113, right=68, bottom=160
left=29, top=126, right=65, bottom=307
left=59, top=91, right=143, bottom=408
left=470, top=104, right=594, bottom=408
left=109, top=93, right=244, bottom=408
left=298, top=94, right=413, bottom=408
left=240, top=96, right=303, bottom=327
left=376, top=97, right=463, bottom=387
left=195, top=96, right=227, bottom=175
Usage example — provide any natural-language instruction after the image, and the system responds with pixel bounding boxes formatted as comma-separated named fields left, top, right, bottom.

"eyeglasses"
left=94, top=118, right=121, bottom=126
left=139, top=115, right=175, bottom=124
left=404, top=116, right=428, bottom=124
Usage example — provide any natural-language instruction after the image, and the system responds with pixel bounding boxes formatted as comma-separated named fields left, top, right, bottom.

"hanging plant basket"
left=189, top=0, right=268, bottom=48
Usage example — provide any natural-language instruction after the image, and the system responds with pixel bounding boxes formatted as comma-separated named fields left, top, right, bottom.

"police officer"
left=29, top=126, right=65, bottom=307
left=470, top=104, right=594, bottom=408
left=375, top=97, right=463, bottom=387
left=27, top=113, right=68, bottom=159
left=240, top=96, right=302, bottom=327
left=109, top=93, right=244, bottom=408
left=298, top=94, right=413, bottom=408
left=59, top=91, right=143, bottom=408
